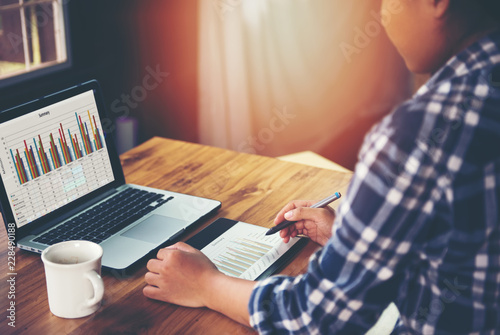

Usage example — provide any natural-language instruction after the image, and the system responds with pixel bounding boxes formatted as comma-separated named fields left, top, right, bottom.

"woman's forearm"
left=204, top=272, right=257, bottom=327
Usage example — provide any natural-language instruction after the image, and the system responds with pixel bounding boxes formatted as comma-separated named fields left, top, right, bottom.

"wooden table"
left=0, top=137, right=352, bottom=334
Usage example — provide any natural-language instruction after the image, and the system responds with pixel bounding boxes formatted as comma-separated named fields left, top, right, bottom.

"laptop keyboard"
left=33, top=188, right=173, bottom=245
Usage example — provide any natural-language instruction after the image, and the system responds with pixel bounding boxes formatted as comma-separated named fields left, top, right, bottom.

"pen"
left=265, top=192, right=341, bottom=236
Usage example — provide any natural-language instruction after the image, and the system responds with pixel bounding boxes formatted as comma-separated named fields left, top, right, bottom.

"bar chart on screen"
left=8, top=111, right=105, bottom=185
left=200, top=221, right=302, bottom=280
left=0, top=90, right=114, bottom=227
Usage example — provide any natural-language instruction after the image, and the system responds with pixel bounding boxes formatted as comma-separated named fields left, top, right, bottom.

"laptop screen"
left=0, top=90, right=115, bottom=228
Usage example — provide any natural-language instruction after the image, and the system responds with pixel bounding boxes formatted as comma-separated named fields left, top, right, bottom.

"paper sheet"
left=200, top=221, right=300, bottom=280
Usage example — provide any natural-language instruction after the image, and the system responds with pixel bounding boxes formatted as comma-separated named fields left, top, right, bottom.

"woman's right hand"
left=273, top=200, right=336, bottom=246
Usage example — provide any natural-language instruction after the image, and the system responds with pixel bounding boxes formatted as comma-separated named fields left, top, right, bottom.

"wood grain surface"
left=0, top=137, right=352, bottom=335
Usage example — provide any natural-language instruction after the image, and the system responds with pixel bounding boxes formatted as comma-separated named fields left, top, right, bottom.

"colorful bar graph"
left=213, top=238, right=274, bottom=278
left=38, top=135, right=51, bottom=173
left=68, top=129, right=79, bottom=160
left=93, top=115, right=104, bottom=150
left=34, top=138, right=48, bottom=174
left=10, top=149, right=24, bottom=184
left=23, top=140, right=38, bottom=179
left=78, top=114, right=90, bottom=155
left=15, top=149, right=28, bottom=184
left=9, top=111, right=105, bottom=185
left=49, top=133, right=61, bottom=169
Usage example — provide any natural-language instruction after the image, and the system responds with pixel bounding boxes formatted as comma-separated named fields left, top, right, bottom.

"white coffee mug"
left=41, top=240, right=104, bottom=318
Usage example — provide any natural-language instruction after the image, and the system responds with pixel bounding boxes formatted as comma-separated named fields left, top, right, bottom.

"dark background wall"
left=0, top=1, right=412, bottom=169
left=0, top=0, right=199, bottom=146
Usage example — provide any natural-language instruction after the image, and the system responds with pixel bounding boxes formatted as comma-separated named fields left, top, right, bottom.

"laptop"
left=0, top=80, right=221, bottom=271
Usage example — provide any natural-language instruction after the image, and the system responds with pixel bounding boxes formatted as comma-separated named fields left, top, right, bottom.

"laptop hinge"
left=31, top=189, right=118, bottom=235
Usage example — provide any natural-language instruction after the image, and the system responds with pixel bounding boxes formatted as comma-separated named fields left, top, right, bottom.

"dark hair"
left=478, top=0, right=500, bottom=22
left=452, top=0, right=500, bottom=23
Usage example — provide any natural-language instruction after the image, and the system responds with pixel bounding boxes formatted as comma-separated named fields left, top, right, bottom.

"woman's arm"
left=143, top=242, right=256, bottom=327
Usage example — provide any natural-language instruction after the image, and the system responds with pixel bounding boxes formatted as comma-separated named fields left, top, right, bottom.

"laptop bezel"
left=0, top=80, right=126, bottom=242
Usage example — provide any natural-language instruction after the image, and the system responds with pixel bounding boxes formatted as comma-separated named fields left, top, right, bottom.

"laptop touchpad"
left=121, top=215, right=186, bottom=244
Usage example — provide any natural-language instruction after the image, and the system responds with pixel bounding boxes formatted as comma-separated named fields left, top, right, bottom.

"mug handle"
left=85, top=270, right=104, bottom=307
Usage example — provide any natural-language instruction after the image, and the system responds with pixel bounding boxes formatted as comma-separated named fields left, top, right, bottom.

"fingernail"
left=284, top=211, right=292, bottom=219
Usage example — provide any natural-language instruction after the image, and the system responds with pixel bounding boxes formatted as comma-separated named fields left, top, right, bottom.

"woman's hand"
left=143, top=242, right=255, bottom=327
left=273, top=200, right=336, bottom=246
left=144, top=242, right=221, bottom=308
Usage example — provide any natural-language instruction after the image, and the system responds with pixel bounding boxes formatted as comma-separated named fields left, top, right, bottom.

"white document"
left=200, top=221, right=301, bottom=280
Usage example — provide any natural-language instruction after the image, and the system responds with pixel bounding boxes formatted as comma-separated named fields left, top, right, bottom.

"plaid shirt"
left=249, top=30, right=500, bottom=334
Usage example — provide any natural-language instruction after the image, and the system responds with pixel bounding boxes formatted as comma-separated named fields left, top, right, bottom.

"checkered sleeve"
left=248, top=100, right=445, bottom=334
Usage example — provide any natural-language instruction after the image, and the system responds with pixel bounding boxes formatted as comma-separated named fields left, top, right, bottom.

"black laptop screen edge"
left=0, top=80, right=126, bottom=240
